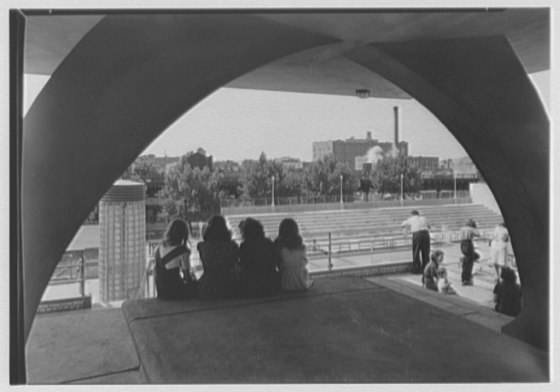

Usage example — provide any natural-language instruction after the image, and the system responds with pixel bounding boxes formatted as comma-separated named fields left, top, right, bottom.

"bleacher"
left=226, top=204, right=503, bottom=252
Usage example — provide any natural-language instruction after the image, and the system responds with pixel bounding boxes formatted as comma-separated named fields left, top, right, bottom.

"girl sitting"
left=196, top=215, right=239, bottom=299
left=274, top=218, right=313, bottom=291
left=154, top=219, right=196, bottom=300
left=238, top=218, right=281, bottom=297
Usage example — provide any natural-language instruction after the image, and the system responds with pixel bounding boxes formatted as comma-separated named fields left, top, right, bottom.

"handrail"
left=137, top=258, right=156, bottom=299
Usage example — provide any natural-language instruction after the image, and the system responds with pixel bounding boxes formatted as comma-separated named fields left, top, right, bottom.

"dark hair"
left=239, top=218, right=265, bottom=242
left=275, top=218, right=304, bottom=251
left=203, top=215, right=232, bottom=242
left=465, top=219, right=477, bottom=228
left=501, top=267, right=517, bottom=284
left=163, top=219, right=189, bottom=247
left=431, top=249, right=444, bottom=263
left=411, top=210, right=419, bottom=216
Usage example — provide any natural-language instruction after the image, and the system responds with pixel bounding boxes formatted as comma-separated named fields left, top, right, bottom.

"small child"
left=436, top=266, right=454, bottom=294
left=424, top=250, right=454, bottom=294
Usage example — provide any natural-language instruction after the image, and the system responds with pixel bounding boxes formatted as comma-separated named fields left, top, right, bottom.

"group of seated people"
left=153, top=215, right=313, bottom=300
left=423, top=249, right=522, bottom=317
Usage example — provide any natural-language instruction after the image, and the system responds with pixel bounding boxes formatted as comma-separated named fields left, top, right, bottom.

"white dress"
left=278, top=247, right=312, bottom=291
left=490, top=226, right=509, bottom=267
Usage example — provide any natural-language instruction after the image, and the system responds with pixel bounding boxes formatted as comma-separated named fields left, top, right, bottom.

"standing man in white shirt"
left=401, top=210, right=432, bottom=274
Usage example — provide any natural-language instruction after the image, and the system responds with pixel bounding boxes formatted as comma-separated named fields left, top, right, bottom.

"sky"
left=24, top=70, right=550, bottom=163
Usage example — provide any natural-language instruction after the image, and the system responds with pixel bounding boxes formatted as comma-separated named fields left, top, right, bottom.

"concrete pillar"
left=22, top=13, right=336, bottom=341
left=347, top=36, right=549, bottom=349
left=98, top=180, right=146, bottom=303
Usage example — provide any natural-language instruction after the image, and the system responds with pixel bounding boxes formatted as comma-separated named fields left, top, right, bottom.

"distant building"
left=214, top=160, right=241, bottom=174
left=313, top=132, right=409, bottom=171
left=139, top=154, right=180, bottom=172
left=274, top=156, right=303, bottom=170
left=187, top=148, right=213, bottom=171
left=406, top=156, right=439, bottom=171
left=420, top=156, right=479, bottom=194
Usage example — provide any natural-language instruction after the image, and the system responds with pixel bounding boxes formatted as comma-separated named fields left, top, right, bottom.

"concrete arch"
left=346, top=36, right=549, bottom=348
left=22, top=14, right=338, bottom=342
left=21, top=14, right=548, bottom=357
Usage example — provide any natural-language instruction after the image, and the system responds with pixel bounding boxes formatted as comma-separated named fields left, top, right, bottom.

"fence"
left=222, top=197, right=472, bottom=216
left=40, top=249, right=93, bottom=313
left=48, top=225, right=516, bottom=303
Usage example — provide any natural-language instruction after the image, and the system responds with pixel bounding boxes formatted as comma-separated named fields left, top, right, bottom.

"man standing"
left=401, top=210, right=431, bottom=274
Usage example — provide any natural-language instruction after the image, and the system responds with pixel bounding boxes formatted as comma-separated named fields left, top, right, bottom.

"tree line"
left=122, top=151, right=422, bottom=222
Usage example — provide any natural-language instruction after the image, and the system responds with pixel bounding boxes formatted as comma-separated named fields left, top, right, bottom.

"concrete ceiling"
left=23, top=9, right=549, bottom=99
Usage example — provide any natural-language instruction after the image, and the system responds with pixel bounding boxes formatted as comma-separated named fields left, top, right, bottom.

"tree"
left=241, top=152, right=273, bottom=201
left=376, top=156, right=422, bottom=196
left=122, top=157, right=161, bottom=183
left=305, top=156, right=358, bottom=196
left=162, top=154, right=221, bottom=222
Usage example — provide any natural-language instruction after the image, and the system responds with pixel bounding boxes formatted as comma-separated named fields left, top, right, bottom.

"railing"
left=221, top=192, right=472, bottom=208
left=48, top=225, right=515, bottom=303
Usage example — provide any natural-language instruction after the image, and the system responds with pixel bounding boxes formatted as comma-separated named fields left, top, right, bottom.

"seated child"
left=423, top=250, right=443, bottom=292
left=436, top=266, right=454, bottom=295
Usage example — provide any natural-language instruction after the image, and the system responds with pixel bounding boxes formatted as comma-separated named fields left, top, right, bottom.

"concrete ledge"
left=366, top=276, right=514, bottom=333
left=311, top=261, right=410, bottom=279
left=122, top=276, right=548, bottom=383
left=37, top=296, right=92, bottom=314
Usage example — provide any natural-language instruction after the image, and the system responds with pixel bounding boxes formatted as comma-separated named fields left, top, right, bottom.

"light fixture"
left=355, top=88, right=370, bottom=99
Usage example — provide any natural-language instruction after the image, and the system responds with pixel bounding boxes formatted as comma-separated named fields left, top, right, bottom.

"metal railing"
left=46, top=249, right=90, bottom=299
left=49, top=226, right=516, bottom=303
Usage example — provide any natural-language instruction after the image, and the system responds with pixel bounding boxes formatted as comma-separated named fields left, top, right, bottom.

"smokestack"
left=393, top=106, right=399, bottom=145
left=366, top=131, right=372, bottom=140
left=393, top=106, right=399, bottom=154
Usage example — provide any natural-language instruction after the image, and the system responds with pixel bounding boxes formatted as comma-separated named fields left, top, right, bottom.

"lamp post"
left=400, top=173, right=404, bottom=207
left=339, top=174, right=344, bottom=207
left=453, top=169, right=457, bottom=203
left=271, top=175, right=275, bottom=209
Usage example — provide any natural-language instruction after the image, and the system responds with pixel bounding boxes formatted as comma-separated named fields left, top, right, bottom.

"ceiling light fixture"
left=355, top=88, right=370, bottom=99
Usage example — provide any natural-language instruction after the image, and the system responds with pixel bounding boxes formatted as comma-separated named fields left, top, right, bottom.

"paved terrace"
left=26, top=241, right=547, bottom=384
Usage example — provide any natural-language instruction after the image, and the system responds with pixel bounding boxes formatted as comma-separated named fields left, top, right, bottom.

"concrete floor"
left=26, top=242, right=542, bottom=385
left=120, top=275, right=546, bottom=384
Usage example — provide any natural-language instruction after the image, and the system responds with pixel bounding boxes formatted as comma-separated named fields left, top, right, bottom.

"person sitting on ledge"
left=423, top=250, right=448, bottom=293
left=237, top=218, right=281, bottom=297
left=493, top=267, right=522, bottom=317
left=154, top=219, right=196, bottom=300
left=274, top=218, right=313, bottom=291
left=196, top=215, right=239, bottom=299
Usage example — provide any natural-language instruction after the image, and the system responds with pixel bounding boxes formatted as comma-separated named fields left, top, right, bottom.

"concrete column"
left=347, top=36, right=549, bottom=349
left=22, top=13, right=337, bottom=341
left=98, top=180, right=146, bottom=303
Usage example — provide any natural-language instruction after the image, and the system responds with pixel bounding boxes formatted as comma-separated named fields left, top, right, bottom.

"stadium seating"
left=226, top=203, right=502, bottom=248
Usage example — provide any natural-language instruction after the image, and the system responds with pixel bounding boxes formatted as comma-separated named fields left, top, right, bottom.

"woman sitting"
left=154, top=219, right=196, bottom=300
left=493, top=267, right=522, bottom=317
left=196, top=215, right=239, bottom=299
left=237, top=218, right=281, bottom=297
left=274, top=218, right=313, bottom=291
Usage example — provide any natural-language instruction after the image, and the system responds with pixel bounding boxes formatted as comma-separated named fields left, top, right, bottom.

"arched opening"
left=17, top=10, right=549, bottom=383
